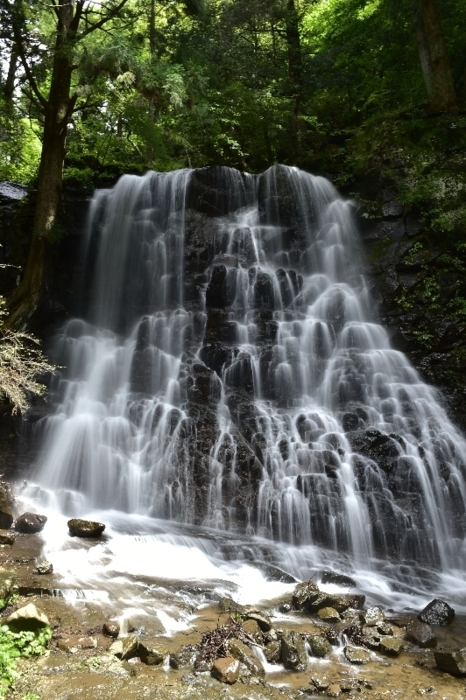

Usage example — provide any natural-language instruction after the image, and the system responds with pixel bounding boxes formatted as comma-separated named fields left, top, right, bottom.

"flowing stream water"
left=20, top=166, right=466, bottom=631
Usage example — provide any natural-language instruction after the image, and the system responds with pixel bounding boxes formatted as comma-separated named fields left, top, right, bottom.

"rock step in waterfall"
left=28, top=165, right=466, bottom=581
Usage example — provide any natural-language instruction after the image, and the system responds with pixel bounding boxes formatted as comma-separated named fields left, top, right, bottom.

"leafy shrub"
left=0, top=625, right=51, bottom=697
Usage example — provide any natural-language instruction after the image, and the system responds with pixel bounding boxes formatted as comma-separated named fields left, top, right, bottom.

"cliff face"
left=353, top=177, right=466, bottom=434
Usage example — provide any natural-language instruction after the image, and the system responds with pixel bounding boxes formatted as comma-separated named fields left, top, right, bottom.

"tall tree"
left=6, top=0, right=131, bottom=328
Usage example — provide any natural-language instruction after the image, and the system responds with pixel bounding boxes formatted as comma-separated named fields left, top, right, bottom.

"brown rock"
left=0, top=530, right=14, bottom=545
left=68, top=519, right=105, bottom=537
left=57, top=635, right=98, bottom=653
left=327, top=684, right=341, bottom=698
left=138, top=639, right=168, bottom=665
left=211, top=656, right=240, bottom=684
left=243, top=618, right=263, bottom=641
left=318, top=606, right=340, bottom=622
left=264, top=640, right=281, bottom=663
left=15, top=512, right=47, bottom=534
left=434, top=647, right=466, bottom=676
left=344, top=645, right=371, bottom=664
left=379, top=637, right=403, bottom=656
left=102, top=621, right=120, bottom=638
left=228, top=638, right=265, bottom=678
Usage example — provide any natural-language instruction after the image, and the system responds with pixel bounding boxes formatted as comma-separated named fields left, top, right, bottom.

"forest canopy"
left=0, top=0, right=464, bottom=182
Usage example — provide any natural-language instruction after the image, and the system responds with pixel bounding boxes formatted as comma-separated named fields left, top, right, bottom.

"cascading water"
left=22, top=165, right=466, bottom=618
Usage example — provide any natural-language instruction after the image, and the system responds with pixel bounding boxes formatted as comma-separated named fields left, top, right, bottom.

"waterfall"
left=26, top=165, right=466, bottom=593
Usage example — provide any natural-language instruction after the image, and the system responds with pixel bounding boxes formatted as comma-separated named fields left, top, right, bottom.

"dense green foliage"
left=0, top=0, right=465, bottom=330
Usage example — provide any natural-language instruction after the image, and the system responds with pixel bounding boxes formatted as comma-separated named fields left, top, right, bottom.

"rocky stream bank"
left=0, top=488, right=465, bottom=700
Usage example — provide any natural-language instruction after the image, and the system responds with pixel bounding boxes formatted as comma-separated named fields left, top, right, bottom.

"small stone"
left=169, top=645, right=197, bottom=670
left=379, top=637, right=403, bottom=656
left=228, top=638, right=265, bottom=678
left=318, top=606, right=340, bottom=622
left=67, top=518, right=105, bottom=538
left=418, top=599, right=455, bottom=626
left=311, top=675, right=330, bottom=690
left=344, top=645, right=371, bottom=664
left=406, top=620, right=437, bottom=648
left=308, top=634, right=332, bottom=658
left=327, top=684, right=341, bottom=698
left=0, top=569, right=15, bottom=607
left=57, top=635, right=98, bottom=652
left=0, top=530, right=15, bottom=545
left=211, top=656, right=240, bottom=684
left=377, top=622, right=393, bottom=635
left=434, top=647, right=466, bottom=676
left=138, top=639, right=168, bottom=665
left=340, top=678, right=360, bottom=692
left=281, top=631, right=308, bottom=671
left=15, top=512, right=47, bottom=534
left=35, top=559, right=53, bottom=575
left=102, top=621, right=120, bottom=638
left=244, top=609, right=272, bottom=632
left=7, top=603, right=49, bottom=629
left=242, top=618, right=263, bottom=641
left=279, top=602, right=292, bottom=614
left=363, top=606, right=385, bottom=626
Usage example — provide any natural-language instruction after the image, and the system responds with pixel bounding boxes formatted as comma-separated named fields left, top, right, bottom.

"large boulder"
left=7, top=603, right=49, bottom=629
left=15, top=512, right=47, bottom=534
left=67, top=519, right=105, bottom=538
left=434, top=648, right=466, bottom=676
left=418, top=599, right=455, bottom=625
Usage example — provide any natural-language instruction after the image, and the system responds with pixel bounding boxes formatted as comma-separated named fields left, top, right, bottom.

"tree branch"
left=13, top=27, right=47, bottom=111
left=77, top=0, right=131, bottom=41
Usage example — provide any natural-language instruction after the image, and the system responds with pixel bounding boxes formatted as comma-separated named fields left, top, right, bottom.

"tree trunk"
left=7, top=1, right=75, bottom=328
left=412, top=0, right=457, bottom=112
left=4, top=42, right=18, bottom=102
left=284, top=0, right=303, bottom=158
